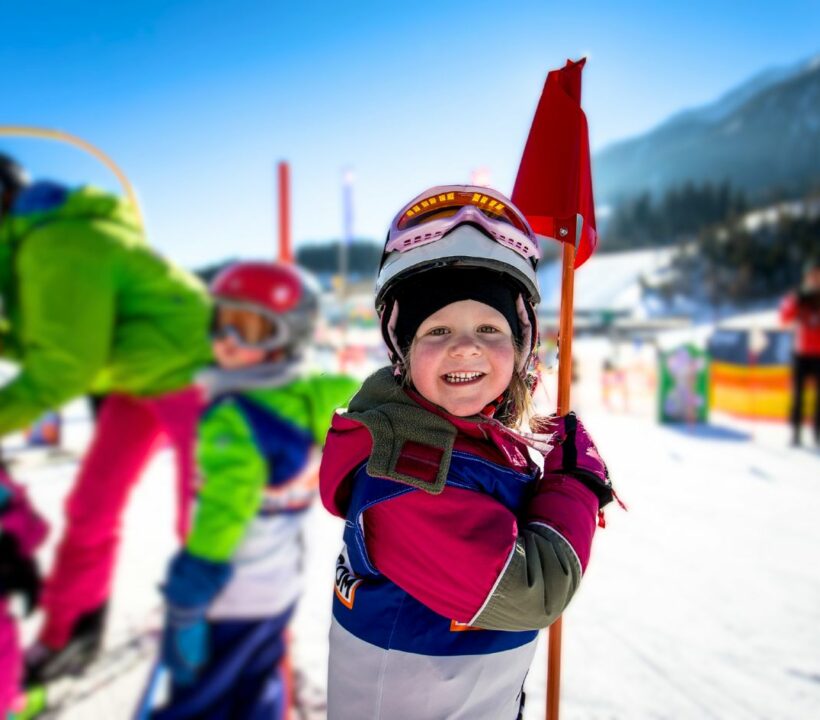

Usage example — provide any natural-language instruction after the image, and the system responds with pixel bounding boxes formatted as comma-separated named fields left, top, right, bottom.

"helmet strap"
left=383, top=297, right=405, bottom=364
left=515, top=294, right=537, bottom=373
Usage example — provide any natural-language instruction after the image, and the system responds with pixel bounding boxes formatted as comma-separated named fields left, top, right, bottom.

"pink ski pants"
left=0, top=599, right=23, bottom=716
left=39, top=386, right=202, bottom=648
left=0, top=468, right=49, bottom=715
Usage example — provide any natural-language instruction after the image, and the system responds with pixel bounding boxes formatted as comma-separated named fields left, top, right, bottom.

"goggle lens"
left=396, top=190, right=530, bottom=235
left=211, top=306, right=282, bottom=349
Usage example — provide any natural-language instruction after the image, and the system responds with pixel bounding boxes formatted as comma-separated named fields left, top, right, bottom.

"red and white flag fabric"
left=512, top=58, right=597, bottom=268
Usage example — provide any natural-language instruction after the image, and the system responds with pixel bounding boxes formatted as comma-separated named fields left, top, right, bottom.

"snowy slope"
left=536, top=248, right=677, bottom=315
left=529, top=407, right=820, bottom=719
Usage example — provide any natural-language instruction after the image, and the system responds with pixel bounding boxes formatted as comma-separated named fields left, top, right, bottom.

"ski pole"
left=132, top=661, right=166, bottom=720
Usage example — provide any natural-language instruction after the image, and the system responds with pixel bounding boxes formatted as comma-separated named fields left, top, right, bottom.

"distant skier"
left=149, top=261, right=357, bottom=719
left=780, top=262, right=820, bottom=447
left=0, top=152, right=212, bottom=682
left=0, top=465, right=48, bottom=717
left=320, top=186, right=615, bottom=719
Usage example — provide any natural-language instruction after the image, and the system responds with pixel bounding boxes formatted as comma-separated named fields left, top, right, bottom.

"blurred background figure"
left=780, top=262, right=820, bottom=447
left=600, top=356, right=628, bottom=413
left=0, top=152, right=212, bottom=684
left=0, top=464, right=48, bottom=717
left=146, top=261, right=357, bottom=720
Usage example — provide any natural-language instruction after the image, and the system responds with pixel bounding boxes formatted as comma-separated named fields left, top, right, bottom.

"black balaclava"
left=392, top=267, right=522, bottom=355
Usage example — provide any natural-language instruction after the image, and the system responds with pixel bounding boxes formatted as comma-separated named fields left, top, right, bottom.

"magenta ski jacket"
left=319, top=368, right=601, bottom=720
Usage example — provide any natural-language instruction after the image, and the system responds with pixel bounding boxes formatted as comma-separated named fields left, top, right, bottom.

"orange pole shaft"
left=278, top=161, right=292, bottom=263
left=546, top=617, right=563, bottom=720
left=556, top=243, right=577, bottom=414
left=546, top=240, right=577, bottom=720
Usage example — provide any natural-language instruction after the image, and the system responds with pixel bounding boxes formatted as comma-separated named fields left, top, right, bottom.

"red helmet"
left=210, top=261, right=320, bottom=354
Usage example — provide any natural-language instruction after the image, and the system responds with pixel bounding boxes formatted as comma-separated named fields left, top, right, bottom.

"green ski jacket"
left=0, top=183, right=212, bottom=435
left=186, top=373, right=360, bottom=562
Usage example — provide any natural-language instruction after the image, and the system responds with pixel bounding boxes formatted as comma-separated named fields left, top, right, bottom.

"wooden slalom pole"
left=277, top=161, right=293, bottom=264
left=546, top=238, right=577, bottom=720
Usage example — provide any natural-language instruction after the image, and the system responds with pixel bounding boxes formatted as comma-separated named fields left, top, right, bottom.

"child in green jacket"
left=149, top=261, right=358, bottom=720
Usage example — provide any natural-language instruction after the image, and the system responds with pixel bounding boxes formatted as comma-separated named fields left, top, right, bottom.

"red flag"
left=512, top=58, right=597, bottom=268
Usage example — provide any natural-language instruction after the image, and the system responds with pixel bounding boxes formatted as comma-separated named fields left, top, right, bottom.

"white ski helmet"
left=375, top=185, right=541, bottom=372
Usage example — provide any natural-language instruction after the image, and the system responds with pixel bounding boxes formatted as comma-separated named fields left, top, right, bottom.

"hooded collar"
left=322, top=368, right=535, bottom=503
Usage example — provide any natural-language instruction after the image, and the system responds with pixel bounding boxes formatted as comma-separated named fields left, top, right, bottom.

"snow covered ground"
left=5, top=344, right=820, bottom=719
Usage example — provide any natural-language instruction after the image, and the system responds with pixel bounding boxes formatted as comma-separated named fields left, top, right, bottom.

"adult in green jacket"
left=0, top=153, right=212, bottom=682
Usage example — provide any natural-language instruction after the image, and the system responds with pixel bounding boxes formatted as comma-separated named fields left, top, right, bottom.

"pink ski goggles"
left=387, top=186, right=540, bottom=265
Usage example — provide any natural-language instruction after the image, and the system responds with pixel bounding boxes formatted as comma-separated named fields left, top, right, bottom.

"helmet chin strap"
left=515, top=294, right=536, bottom=374
left=384, top=298, right=404, bottom=368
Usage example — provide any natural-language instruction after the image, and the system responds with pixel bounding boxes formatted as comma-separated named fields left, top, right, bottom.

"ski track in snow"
left=5, top=361, right=820, bottom=719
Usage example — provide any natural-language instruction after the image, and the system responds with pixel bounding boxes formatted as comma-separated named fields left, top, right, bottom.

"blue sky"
left=3, top=1, right=819, bottom=268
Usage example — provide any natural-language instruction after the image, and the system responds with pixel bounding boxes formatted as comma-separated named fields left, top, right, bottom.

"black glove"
left=538, top=412, right=614, bottom=509
left=0, top=532, right=41, bottom=614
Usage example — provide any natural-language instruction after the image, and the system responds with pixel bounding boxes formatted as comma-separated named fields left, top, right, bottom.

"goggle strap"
left=515, top=294, right=534, bottom=374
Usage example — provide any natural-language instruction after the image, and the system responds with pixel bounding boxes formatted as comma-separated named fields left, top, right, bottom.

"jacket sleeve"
left=0, top=225, right=115, bottom=434
left=185, top=401, right=267, bottom=562
left=363, top=474, right=598, bottom=632
left=780, top=293, right=797, bottom=324
left=472, top=474, right=599, bottom=631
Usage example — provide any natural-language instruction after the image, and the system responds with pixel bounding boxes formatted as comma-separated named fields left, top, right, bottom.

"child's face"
left=408, top=299, right=516, bottom=417
left=211, top=306, right=269, bottom=369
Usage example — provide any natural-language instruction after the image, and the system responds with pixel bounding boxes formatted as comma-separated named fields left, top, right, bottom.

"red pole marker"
left=511, top=57, right=598, bottom=720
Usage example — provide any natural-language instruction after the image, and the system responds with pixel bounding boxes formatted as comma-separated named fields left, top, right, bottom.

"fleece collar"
left=319, top=367, right=535, bottom=516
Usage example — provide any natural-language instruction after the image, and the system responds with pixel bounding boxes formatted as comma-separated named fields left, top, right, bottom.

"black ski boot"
left=25, top=604, right=108, bottom=685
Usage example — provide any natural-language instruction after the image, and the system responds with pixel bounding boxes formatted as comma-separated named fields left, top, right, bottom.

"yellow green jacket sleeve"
left=186, top=400, right=267, bottom=563
left=0, top=224, right=116, bottom=433
left=185, top=374, right=359, bottom=563
left=0, top=185, right=212, bottom=436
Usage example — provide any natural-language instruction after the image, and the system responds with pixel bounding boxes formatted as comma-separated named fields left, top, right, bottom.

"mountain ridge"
left=594, top=53, right=820, bottom=206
